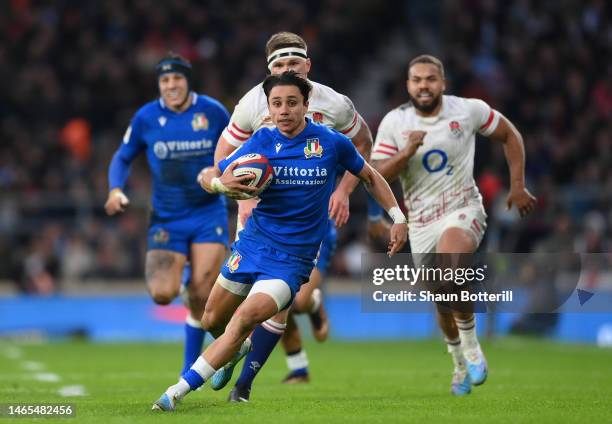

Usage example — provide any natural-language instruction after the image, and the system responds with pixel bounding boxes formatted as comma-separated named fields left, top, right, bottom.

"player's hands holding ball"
left=198, top=162, right=258, bottom=200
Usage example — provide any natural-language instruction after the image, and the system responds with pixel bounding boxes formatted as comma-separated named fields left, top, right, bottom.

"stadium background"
left=1, top=1, right=611, bottom=350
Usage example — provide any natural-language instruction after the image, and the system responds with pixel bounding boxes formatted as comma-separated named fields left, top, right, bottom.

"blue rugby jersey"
left=108, top=94, right=229, bottom=218
left=219, top=119, right=365, bottom=259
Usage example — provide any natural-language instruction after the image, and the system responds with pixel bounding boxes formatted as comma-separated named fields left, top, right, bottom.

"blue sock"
left=182, top=315, right=206, bottom=375
left=235, top=320, right=286, bottom=389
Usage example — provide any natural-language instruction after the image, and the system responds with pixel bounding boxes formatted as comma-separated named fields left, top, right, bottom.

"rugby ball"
left=231, top=153, right=273, bottom=198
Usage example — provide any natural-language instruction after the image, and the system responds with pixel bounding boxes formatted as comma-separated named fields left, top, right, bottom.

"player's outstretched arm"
left=371, top=131, right=426, bottom=182
left=356, top=163, right=407, bottom=256
left=488, top=116, right=537, bottom=217
left=329, top=119, right=373, bottom=227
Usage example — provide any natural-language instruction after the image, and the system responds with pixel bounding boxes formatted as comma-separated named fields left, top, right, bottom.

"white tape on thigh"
left=247, top=279, right=292, bottom=311
left=217, top=274, right=251, bottom=297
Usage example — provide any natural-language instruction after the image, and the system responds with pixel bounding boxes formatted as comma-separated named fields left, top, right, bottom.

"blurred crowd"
left=0, top=0, right=610, bottom=293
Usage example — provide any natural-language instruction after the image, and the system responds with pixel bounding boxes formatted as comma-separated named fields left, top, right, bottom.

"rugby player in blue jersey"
left=152, top=71, right=407, bottom=411
left=105, top=53, right=230, bottom=376
left=213, top=32, right=386, bottom=399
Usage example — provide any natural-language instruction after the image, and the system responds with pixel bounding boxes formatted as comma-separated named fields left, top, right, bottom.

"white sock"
left=456, top=315, right=479, bottom=350
left=186, top=313, right=203, bottom=328
left=286, top=349, right=309, bottom=371
left=167, top=378, right=192, bottom=400
left=309, top=289, right=322, bottom=314
left=445, top=336, right=466, bottom=371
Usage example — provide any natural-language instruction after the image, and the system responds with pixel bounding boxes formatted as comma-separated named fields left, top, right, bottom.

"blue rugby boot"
left=451, top=368, right=472, bottom=396
left=210, top=338, right=252, bottom=391
left=152, top=392, right=179, bottom=412
left=464, top=345, right=488, bottom=386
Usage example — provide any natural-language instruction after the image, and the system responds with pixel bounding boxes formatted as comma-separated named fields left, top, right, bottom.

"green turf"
left=0, top=338, right=610, bottom=423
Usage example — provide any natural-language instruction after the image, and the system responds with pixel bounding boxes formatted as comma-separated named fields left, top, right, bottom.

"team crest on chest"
left=227, top=251, right=242, bottom=273
left=449, top=120, right=463, bottom=137
left=304, top=138, right=323, bottom=158
left=311, top=112, right=324, bottom=123
left=191, top=113, right=209, bottom=131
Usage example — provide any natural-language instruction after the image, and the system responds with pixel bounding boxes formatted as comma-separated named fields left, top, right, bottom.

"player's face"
left=270, top=57, right=311, bottom=78
left=158, top=72, right=190, bottom=112
left=407, top=63, right=446, bottom=115
left=268, top=85, right=309, bottom=137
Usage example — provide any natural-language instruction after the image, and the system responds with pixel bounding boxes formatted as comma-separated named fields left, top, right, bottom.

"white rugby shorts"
left=409, top=204, right=487, bottom=254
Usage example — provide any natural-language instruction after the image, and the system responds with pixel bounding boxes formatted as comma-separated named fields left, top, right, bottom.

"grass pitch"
left=1, top=338, right=610, bottom=423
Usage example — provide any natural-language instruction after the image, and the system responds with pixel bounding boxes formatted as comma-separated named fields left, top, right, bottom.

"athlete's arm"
left=356, top=163, right=407, bottom=256
left=105, top=119, right=144, bottom=216
left=371, top=130, right=426, bottom=182
left=488, top=115, right=536, bottom=217
left=329, top=117, right=373, bottom=227
left=105, top=151, right=132, bottom=215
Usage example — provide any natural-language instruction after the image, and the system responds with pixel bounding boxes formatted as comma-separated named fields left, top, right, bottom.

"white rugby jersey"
left=221, top=80, right=361, bottom=146
left=372, top=95, right=500, bottom=227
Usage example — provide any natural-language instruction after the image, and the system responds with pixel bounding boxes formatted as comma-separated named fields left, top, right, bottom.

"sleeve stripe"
left=378, top=142, right=398, bottom=151
left=479, top=110, right=495, bottom=130
left=340, top=114, right=359, bottom=134
left=231, top=122, right=253, bottom=135
left=373, top=148, right=396, bottom=157
left=227, top=128, right=250, bottom=141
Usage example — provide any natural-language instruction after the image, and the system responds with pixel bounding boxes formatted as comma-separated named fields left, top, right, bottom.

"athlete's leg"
left=153, top=281, right=250, bottom=411
left=145, top=249, right=187, bottom=305
left=436, top=226, right=486, bottom=391
left=180, top=243, right=227, bottom=374
left=201, top=275, right=248, bottom=338
left=280, top=313, right=309, bottom=383
left=230, top=307, right=289, bottom=395
left=185, top=281, right=289, bottom=398
left=279, top=267, right=325, bottom=384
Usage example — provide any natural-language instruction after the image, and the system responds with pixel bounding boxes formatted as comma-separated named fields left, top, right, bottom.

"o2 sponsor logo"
left=422, top=149, right=453, bottom=175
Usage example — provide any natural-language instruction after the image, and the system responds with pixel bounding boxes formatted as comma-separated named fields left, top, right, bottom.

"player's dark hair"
left=263, top=71, right=312, bottom=104
left=408, top=54, right=445, bottom=78
left=156, top=52, right=192, bottom=83
left=265, top=32, right=307, bottom=57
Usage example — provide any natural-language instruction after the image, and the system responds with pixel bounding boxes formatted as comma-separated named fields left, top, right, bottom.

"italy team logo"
left=449, top=120, right=463, bottom=137
left=304, top=138, right=323, bottom=158
left=191, top=113, right=209, bottom=131
left=152, top=228, right=169, bottom=244
left=227, top=251, right=242, bottom=273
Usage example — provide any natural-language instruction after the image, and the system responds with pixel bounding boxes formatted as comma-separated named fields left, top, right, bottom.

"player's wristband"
left=387, top=206, right=406, bottom=225
left=211, top=177, right=229, bottom=194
